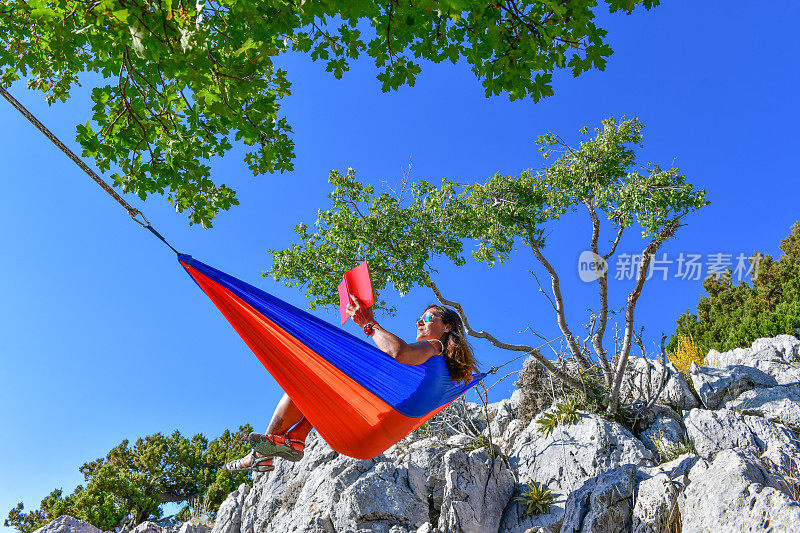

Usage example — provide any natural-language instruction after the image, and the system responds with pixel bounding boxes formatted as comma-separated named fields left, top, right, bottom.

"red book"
left=338, top=261, right=375, bottom=325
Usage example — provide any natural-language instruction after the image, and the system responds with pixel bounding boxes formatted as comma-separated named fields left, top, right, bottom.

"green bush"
left=5, top=426, right=254, bottom=533
left=669, top=222, right=800, bottom=355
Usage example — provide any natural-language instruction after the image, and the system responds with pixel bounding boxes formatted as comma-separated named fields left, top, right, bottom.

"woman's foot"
left=225, top=451, right=274, bottom=472
left=248, top=433, right=305, bottom=462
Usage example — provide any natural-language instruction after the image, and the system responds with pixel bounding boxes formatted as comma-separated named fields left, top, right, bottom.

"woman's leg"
left=286, top=417, right=313, bottom=442
left=264, top=393, right=313, bottom=442
left=265, top=393, right=305, bottom=435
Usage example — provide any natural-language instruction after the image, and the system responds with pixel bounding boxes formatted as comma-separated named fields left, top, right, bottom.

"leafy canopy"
left=669, top=222, right=800, bottom=355
left=1, top=0, right=659, bottom=226
left=5, top=426, right=253, bottom=533
left=268, top=116, right=707, bottom=314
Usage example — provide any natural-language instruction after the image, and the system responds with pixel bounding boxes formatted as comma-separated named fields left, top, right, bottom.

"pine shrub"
left=669, top=222, right=800, bottom=355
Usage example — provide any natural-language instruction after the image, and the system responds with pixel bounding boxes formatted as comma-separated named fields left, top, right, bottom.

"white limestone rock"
left=678, top=449, right=800, bottom=532
left=210, top=484, right=250, bottom=533
left=484, top=397, right=522, bottom=453
left=33, top=516, right=105, bottom=533
left=726, top=384, right=800, bottom=429
left=707, top=335, right=800, bottom=384
left=437, top=448, right=515, bottom=533
left=683, top=408, right=800, bottom=466
left=130, top=523, right=167, bottom=533
left=175, top=523, right=208, bottom=533
left=622, top=357, right=699, bottom=410
left=632, top=454, right=699, bottom=533
left=499, top=414, right=651, bottom=533
left=639, top=414, right=686, bottom=461
left=690, top=363, right=777, bottom=409
left=559, top=464, right=637, bottom=533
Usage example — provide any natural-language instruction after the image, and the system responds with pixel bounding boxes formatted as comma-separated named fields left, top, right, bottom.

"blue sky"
left=1, top=1, right=799, bottom=527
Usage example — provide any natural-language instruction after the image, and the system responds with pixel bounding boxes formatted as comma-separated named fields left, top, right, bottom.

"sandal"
left=248, top=433, right=305, bottom=462
left=225, top=451, right=274, bottom=472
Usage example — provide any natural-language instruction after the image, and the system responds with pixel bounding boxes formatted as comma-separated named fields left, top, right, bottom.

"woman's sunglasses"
left=417, top=313, right=437, bottom=324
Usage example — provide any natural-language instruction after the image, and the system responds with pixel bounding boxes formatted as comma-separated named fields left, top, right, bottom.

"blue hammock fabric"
left=180, top=254, right=486, bottom=458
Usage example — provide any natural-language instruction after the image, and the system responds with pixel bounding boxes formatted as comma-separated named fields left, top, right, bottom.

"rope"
left=1, top=85, right=179, bottom=254
left=487, top=334, right=566, bottom=375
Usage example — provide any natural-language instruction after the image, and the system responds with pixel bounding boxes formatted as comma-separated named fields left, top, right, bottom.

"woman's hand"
left=346, top=294, right=375, bottom=327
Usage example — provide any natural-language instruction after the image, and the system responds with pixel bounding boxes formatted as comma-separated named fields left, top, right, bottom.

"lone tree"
left=1, top=0, right=659, bottom=226
left=268, top=116, right=708, bottom=416
left=5, top=426, right=253, bottom=533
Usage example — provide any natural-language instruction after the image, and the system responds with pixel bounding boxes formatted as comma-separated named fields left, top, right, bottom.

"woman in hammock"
left=225, top=296, right=479, bottom=472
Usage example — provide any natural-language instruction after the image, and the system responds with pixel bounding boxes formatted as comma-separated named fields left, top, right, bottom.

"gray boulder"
left=331, top=460, right=429, bottom=532
left=437, top=448, right=515, bottom=533
left=210, top=484, right=250, bottom=533
left=484, top=397, right=523, bottom=453
left=632, top=474, right=678, bottom=533
left=708, top=335, right=800, bottom=384
left=242, top=433, right=429, bottom=533
left=130, top=523, right=167, bottom=533
left=690, top=363, right=777, bottom=409
left=678, top=449, right=800, bottom=532
left=500, top=414, right=651, bottom=533
left=632, top=454, right=699, bottom=533
left=175, top=524, right=208, bottom=533
left=621, top=357, right=699, bottom=410
left=560, top=464, right=637, bottom=533
left=33, top=516, right=104, bottom=533
left=726, top=384, right=800, bottom=429
left=639, top=413, right=687, bottom=462
left=683, top=408, right=800, bottom=465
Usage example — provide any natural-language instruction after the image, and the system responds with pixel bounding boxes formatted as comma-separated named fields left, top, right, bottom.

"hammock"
left=180, top=255, right=486, bottom=460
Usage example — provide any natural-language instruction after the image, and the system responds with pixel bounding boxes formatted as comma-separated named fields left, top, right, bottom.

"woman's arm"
left=346, top=295, right=438, bottom=365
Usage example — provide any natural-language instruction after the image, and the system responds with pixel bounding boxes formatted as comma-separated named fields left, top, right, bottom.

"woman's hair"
left=425, top=304, right=479, bottom=383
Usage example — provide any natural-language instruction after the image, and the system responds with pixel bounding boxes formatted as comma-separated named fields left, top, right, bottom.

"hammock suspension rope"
left=0, top=85, right=180, bottom=255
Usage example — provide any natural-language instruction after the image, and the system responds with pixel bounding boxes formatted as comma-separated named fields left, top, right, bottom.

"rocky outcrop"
left=175, top=524, right=208, bottom=533
left=707, top=334, right=800, bottom=384
left=690, top=363, right=777, bottom=409
left=560, top=464, right=637, bottom=533
left=500, top=414, right=651, bottom=533
left=129, top=523, right=168, bottom=533
left=622, top=358, right=699, bottom=410
left=437, top=448, right=515, bottom=532
left=726, top=384, right=800, bottom=429
left=639, top=409, right=686, bottom=460
left=684, top=408, right=800, bottom=463
left=32, top=334, right=800, bottom=533
left=33, top=516, right=104, bottom=533
left=210, top=484, right=249, bottom=533
left=679, top=449, right=800, bottom=532
left=632, top=454, right=698, bottom=533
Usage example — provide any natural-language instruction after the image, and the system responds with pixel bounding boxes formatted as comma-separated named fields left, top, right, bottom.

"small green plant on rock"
left=536, top=397, right=583, bottom=437
left=515, top=481, right=554, bottom=516
left=536, top=412, right=560, bottom=437
left=650, top=433, right=696, bottom=463
left=463, top=435, right=491, bottom=453
left=556, top=397, right=580, bottom=424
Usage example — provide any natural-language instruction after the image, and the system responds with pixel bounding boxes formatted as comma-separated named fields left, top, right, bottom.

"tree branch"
left=426, top=279, right=585, bottom=390
left=585, top=198, right=612, bottom=388
left=606, top=214, right=686, bottom=414
left=527, top=229, right=593, bottom=369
